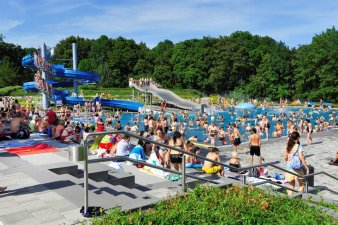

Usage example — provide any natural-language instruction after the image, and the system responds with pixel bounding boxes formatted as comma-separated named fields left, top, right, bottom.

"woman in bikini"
left=60, top=123, right=75, bottom=141
left=152, top=128, right=169, bottom=167
left=168, top=131, right=186, bottom=171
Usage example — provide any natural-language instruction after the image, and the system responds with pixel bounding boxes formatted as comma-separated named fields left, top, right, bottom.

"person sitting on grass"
left=202, top=147, right=224, bottom=176
left=329, top=151, right=338, bottom=166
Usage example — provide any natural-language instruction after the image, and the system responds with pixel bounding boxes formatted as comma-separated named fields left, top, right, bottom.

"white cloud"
left=0, top=19, right=23, bottom=33
left=2, top=0, right=337, bottom=48
left=38, top=0, right=92, bottom=15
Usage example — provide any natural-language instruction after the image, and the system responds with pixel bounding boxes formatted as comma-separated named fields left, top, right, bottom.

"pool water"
left=72, top=107, right=336, bottom=147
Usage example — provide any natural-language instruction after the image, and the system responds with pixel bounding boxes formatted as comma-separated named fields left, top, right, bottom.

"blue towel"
left=1, top=140, right=38, bottom=149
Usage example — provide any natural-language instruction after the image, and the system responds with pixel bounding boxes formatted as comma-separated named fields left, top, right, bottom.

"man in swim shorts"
left=248, top=128, right=262, bottom=165
left=202, top=147, right=224, bottom=176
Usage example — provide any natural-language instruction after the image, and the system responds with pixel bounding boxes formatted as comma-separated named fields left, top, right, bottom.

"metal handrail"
left=269, top=164, right=338, bottom=182
left=84, top=130, right=278, bottom=171
left=81, top=130, right=338, bottom=214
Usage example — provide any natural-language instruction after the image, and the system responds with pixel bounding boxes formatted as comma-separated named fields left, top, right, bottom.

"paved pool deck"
left=0, top=129, right=337, bottom=225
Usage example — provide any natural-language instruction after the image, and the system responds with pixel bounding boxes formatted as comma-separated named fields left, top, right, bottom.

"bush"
left=0, top=86, right=22, bottom=96
left=91, top=185, right=336, bottom=225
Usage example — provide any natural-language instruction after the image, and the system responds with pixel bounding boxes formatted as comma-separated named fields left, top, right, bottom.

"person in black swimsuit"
left=168, top=131, right=185, bottom=171
left=248, top=128, right=262, bottom=165
left=306, top=119, right=313, bottom=146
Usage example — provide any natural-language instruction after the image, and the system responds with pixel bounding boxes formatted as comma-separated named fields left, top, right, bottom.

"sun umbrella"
left=235, top=102, right=256, bottom=110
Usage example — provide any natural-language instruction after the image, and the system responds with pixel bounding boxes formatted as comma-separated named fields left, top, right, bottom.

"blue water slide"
left=99, top=98, right=144, bottom=111
left=22, top=55, right=35, bottom=69
left=57, top=96, right=144, bottom=111
left=22, top=53, right=144, bottom=111
left=23, top=80, right=74, bottom=92
left=52, top=65, right=100, bottom=82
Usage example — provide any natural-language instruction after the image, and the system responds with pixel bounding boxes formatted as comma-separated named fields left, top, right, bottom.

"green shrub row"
left=92, top=185, right=337, bottom=225
left=0, top=86, right=23, bottom=96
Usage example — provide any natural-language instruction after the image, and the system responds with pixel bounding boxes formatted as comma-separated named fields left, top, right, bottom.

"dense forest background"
left=0, top=28, right=337, bottom=102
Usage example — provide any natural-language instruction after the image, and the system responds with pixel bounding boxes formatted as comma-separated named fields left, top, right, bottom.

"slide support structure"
left=41, top=43, right=49, bottom=110
left=72, top=43, right=78, bottom=97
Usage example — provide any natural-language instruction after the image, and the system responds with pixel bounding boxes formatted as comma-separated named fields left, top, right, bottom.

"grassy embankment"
left=90, top=185, right=337, bottom=225
left=0, top=85, right=202, bottom=105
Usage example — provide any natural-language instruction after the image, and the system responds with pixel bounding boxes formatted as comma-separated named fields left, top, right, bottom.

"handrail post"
left=305, top=178, right=309, bottom=194
left=241, top=173, right=247, bottom=185
left=182, top=154, right=186, bottom=192
left=84, top=142, right=89, bottom=214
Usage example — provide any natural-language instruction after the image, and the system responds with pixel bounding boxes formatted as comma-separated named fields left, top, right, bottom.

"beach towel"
left=6, top=143, right=59, bottom=156
left=1, top=140, right=38, bottom=149
left=141, top=152, right=169, bottom=178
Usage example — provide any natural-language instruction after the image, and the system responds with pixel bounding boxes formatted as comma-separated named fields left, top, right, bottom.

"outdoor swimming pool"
left=72, top=106, right=336, bottom=147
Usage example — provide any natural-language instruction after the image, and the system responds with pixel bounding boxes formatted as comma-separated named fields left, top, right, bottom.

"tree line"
left=0, top=28, right=337, bottom=102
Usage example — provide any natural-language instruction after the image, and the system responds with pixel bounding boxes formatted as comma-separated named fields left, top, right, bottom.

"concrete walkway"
left=219, top=129, right=338, bottom=201
left=0, top=130, right=337, bottom=224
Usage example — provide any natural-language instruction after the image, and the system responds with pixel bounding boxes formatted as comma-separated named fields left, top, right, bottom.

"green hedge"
left=0, top=86, right=22, bottom=96
left=91, top=185, right=337, bottom=225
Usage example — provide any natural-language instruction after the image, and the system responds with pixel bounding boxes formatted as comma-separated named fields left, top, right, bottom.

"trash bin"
left=306, top=165, right=314, bottom=187
left=69, top=145, right=85, bottom=162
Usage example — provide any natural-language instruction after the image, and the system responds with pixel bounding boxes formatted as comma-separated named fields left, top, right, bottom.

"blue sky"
left=0, top=0, right=337, bottom=48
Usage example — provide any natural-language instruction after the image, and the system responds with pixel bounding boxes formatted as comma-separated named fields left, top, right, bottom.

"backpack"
left=291, top=145, right=303, bottom=170
left=248, top=167, right=260, bottom=178
left=16, top=126, right=30, bottom=139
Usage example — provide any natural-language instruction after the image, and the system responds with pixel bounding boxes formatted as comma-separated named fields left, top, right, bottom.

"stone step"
left=106, top=171, right=135, bottom=188
left=44, top=162, right=79, bottom=176
left=56, top=173, right=160, bottom=211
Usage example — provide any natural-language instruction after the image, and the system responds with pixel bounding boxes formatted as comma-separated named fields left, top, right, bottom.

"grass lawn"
left=1, top=85, right=202, bottom=103
left=91, top=185, right=337, bottom=225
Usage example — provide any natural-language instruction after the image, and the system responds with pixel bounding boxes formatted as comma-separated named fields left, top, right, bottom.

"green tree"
left=0, top=57, right=19, bottom=87
left=54, top=36, right=93, bottom=68
left=209, top=35, right=250, bottom=94
left=151, top=40, right=174, bottom=87
left=239, top=42, right=294, bottom=100
left=172, top=37, right=215, bottom=90
left=293, top=27, right=338, bottom=102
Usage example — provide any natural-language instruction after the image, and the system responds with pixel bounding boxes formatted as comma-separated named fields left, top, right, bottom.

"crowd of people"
left=34, top=71, right=52, bottom=94
left=128, top=77, right=160, bottom=88
left=0, top=95, right=337, bottom=195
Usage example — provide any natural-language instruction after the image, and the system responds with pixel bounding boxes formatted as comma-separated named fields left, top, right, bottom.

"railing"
left=82, top=130, right=338, bottom=213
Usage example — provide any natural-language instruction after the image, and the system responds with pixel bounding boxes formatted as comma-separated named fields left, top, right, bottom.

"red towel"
left=6, top=143, right=59, bottom=156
